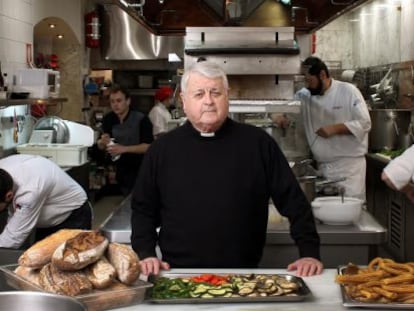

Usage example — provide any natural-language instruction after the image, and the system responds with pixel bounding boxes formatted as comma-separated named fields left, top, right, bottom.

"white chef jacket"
left=296, top=79, right=371, bottom=201
left=383, top=144, right=414, bottom=190
left=0, top=154, right=87, bottom=248
left=149, top=102, right=172, bottom=138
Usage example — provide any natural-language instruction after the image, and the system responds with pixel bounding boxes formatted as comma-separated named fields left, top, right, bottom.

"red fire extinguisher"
left=85, top=10, right=100, bottom=48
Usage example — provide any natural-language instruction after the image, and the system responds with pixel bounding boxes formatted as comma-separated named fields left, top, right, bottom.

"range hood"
left=100, top=4, right=184, bottom=60
left=184, top=27, right=300, bottom=75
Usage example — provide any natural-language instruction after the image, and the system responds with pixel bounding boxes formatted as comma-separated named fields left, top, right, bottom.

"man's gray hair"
left=181, top=61, right=229, bottom=94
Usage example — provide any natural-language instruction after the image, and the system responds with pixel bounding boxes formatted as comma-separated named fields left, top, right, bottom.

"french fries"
left=336, top=257, right=414, bottom=304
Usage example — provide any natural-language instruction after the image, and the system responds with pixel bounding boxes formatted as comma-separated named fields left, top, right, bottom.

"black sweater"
left=131, top=118, right=320, bottom=268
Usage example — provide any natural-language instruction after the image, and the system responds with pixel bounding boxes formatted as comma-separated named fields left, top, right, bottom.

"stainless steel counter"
left=0, top=268, right=403, bottom=310
left=109, top=268, right=401, bottom=311
left=100, top=196, right=387, bottom=268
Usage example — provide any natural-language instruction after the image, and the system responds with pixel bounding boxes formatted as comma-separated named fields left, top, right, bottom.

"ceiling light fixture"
left=57, top=34, right=64, bottom=39
left=49, top=23, right=56, bottom=28
left=279, top=0, right=291, bottom=5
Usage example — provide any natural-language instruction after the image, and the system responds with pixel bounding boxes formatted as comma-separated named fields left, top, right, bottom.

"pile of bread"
left=14, top=229, right=141, bottom=297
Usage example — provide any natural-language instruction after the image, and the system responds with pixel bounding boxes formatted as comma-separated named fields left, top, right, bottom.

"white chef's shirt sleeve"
left=149, top=106, right=164, bottom=136
left=343, top=84, right=371, bottom=142
left=383, top=145, right=414, bottom=190
left=0, top=189, right=46, bottom=249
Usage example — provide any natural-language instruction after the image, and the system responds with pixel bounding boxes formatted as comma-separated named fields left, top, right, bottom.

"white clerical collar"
left=200, top=132, right=215, bottom=137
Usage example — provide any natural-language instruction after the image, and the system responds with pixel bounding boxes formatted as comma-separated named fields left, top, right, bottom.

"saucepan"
left=0, top=291, right=87, bottom=311
left=311, top=196, right=363, bottom=225
left=297, top=176, right=346, bottom=203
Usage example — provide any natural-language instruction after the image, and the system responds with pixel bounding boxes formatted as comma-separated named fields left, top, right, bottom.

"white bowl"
left=311, top=196, right=363, bottom=225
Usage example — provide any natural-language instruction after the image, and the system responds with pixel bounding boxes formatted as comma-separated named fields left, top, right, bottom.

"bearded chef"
left=273, top=57, right=371, bottom=201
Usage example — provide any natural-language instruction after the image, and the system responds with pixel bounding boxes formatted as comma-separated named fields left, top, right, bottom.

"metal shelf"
left=0, top=97, right=68, bottom=107
left=229, top=99, right=301, bottom=114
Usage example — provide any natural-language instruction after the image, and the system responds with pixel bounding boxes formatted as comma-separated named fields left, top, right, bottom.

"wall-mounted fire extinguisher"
left=85, top=10, right=100, bottom=48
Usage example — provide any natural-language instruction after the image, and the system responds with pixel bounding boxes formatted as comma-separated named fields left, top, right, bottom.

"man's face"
left=0, top=192, right=12, bottom=212
left=304, top=72, right=323, bottom=96
left=110, top=91, right=130, bottom=117
left=180, top=73, right=229, bottom=132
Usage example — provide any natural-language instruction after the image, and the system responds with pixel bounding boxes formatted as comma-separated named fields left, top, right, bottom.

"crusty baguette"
left=85, top=256, right=116, bottom=289
left=38, top=263, right=93, bottom=296
left=52, top=231, right=109, bottom=271
left=107, top=243, right=140, bottom=285
left=18, top=229, right=84, bottom=269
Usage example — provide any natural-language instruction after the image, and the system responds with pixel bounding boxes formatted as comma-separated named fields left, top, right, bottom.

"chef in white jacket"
left=148, top=86, right=173, bottom=139
left=382, top=145, right=414, bottom=202
left=0, top=154, right=91, bottom=249
left=274, top=57, right=371, bottom=201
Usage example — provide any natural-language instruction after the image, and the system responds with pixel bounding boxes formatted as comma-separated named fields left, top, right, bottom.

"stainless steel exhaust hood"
left=184, top=27, right=300, bottom=75
left=100, top=4, right=184, bottom=60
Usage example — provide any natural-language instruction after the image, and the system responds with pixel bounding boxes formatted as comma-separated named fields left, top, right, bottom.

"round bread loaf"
left=52, top=231, right=109, bottom=271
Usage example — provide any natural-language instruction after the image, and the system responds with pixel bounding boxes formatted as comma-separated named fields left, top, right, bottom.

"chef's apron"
left=318, top=156, right=366, bottom=202
left=112, top=111, right=144, bottom=196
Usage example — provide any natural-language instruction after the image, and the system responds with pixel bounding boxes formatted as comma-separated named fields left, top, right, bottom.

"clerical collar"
left=200, top=132, right=215, bottom=137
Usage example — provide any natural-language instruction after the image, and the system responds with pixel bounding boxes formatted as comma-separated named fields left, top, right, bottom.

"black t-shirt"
left=102, top=110, right=153, bottom=194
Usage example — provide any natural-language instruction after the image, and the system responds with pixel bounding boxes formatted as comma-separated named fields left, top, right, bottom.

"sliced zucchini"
left=207, top=288, right=228, bottom=296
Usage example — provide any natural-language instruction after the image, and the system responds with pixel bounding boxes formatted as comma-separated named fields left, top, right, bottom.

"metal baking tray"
left=0, top=264, right=153, bottom=311
left=147, top=272, right=312, bottom=304
left=338, top=265, right=414, bottom=309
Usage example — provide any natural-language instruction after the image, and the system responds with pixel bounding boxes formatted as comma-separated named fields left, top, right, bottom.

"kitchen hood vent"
left=184, top=27, right=300, bottom=75
left=100, top=4, right=184, bottom=60
left=202, top=0, right=266, bottom=24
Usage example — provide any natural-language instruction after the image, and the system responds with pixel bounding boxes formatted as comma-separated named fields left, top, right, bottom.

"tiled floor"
left=91, top=195, right=124, bottom=229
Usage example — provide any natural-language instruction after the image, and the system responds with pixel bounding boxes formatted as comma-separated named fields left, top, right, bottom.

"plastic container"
left=108, top=139, right=120, bottom=161
left=16, top=144, right=88, bottom=167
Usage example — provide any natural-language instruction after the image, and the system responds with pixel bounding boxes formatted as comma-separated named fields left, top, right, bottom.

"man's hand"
left=271, top=113, right=290, bottom=129
left=316, top=123, right=350, bottom=138
left=287, top=257, right=324, bottom=277
left=402, top=183, right=414, bottom=203
left=106, top=142, right=125, bottom=157
left=97, top=134, right=111, bottom=150
left=139, top=257, right=170, bottom=276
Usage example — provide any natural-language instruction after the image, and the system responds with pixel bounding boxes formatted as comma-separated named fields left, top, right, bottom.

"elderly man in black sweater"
left=131, top=61, right=323, bottom=277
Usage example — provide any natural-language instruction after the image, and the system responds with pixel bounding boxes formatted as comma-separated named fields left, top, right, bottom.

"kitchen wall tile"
left=3, top=0, right=32, bottom=23
left=400, top=0, right=414, bottom=62
left=2, top=16, right=32, bottom=42
left=313, top=15, right=353, bottom=69
left=0, top=15, right=4, bottom=39
left=4, top=40, right=27, bottom=64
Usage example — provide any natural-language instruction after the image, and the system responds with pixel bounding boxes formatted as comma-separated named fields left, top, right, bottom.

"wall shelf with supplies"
left=0, top=97, right=68, bottom=107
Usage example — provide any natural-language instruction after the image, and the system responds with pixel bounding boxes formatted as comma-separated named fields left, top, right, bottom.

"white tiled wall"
left=0, top=0, right=35, bottom=153
left=313, top=0, right=414, bottom=68
left=0, top=0, right=83, bottom=154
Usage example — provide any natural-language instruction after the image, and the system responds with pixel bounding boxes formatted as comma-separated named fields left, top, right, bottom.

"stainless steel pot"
left=0, top=291, right=87, bottom=311
left=297, top=176, right=317, bottom=202
left=369, top=109, right=412, bottom=151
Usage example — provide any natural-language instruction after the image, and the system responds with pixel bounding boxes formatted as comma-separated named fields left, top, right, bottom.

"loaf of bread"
left=52, top=231, right=109, bottom=271
left=18, top=229, right=84, bottom=269
left=85, top=256, right=116, bottom=289
left=38, top=263, right=93, bottom=296
left=107, top=243, right=140, bottom=285
left=14, top=265, right=41, bottom=287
